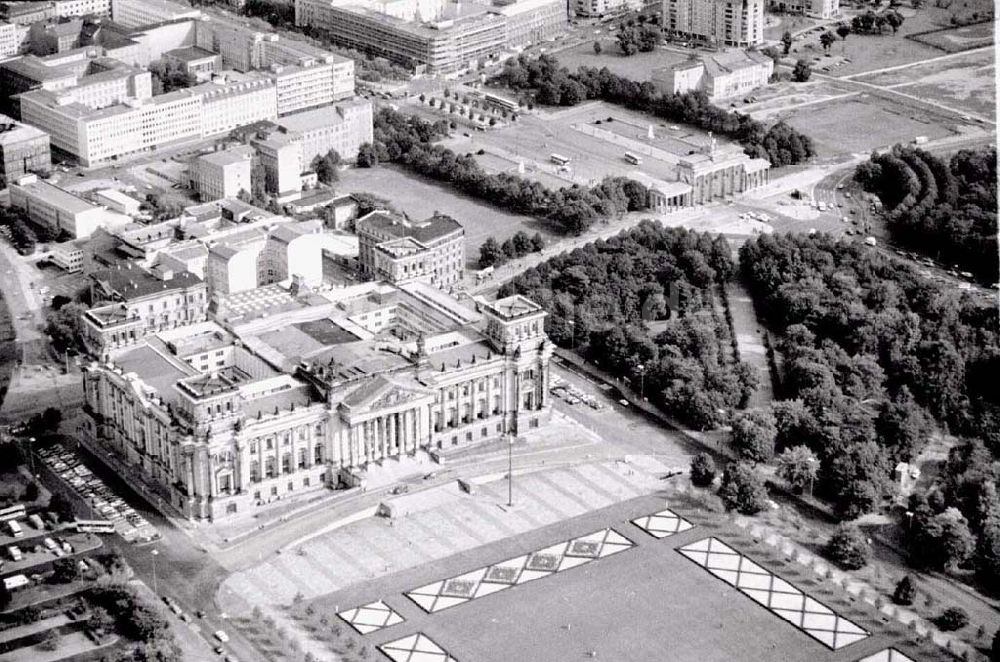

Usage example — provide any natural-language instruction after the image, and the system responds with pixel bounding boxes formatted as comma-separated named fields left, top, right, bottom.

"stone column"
left=387, top=413, right=396, bottom=457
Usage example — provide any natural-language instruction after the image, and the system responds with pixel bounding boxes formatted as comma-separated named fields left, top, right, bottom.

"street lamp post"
left=26, top=437, right=35, bottom=475
left=150, top=549, right=159, bottom=595
left=568, top=320, right=576, bottom=351
left=507, top=434, right=514, bottom=508
left=637, top=364, right=645, bottom=401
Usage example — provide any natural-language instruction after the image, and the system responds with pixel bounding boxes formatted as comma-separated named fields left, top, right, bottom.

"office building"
left=191, top=145, right=255, bottom=201
left=50, top=240, right=84, bottom=271
left=9, top=173, right=131, bottom=238
left=110, top=0, right=201, bottom=29
left=663, top=0, right=764, bottom=47
left=574, top=0, right=641, bottom=17
left=0, top=2, right=56, bottom=26
left=54, top=0, right=112, bottom=17
left=81, top=264, right=209, bottom=354
left=651, top=49, right=772, bottom=100
left=19, top=75, right=275, bottom=166
left=357, top=211, right=464, bottom=289
left=273, top=97, right=372, bottom=163
left=0, top=114, right=50, bottom=187
left=162, top=45, right=221, bottom=81
left=80, top=282, right=552, bottom=521
left=29, top=18, right=84, bottom=54
left=250, top=128, right=302, bottom=200
left=294, top=0, right=507, bottom=75
left=496, top=0, right=567, bottom=45
left=93, top=188, right=141, bottom=214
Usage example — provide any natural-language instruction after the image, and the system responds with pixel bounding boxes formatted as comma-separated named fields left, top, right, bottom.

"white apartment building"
left=54, top=0, right=111, bottom=18
left=496, top=0, right=568, bottom=46
left=50, top=241, right=84, bottom=272
left=9, top=174, right=131, bottom=238
left=197, top=77, right=277, bottom=136
left=0, top=21, right=30, bottom=58
left=251, top=130, right=302, bottom=200
left=191, top=145, right=255, bottom=202
left=663, top=0, right=764, bottom=47
left=274, top=97, right=373, bottom=163
left=768, top=0, right=838, bottom=18
left=111, top=0, right=201, bottom=29
left=574, top=0, right=642, bottom=18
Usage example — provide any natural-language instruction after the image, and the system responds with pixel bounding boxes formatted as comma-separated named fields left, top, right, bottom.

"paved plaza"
left=284, top=494, right=911, bottom=662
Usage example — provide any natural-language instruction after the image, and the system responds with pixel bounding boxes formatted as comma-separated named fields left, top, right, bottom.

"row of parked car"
left=550, top=376, right=605, bottom=410
left=36, top=445, right=157, bottom=541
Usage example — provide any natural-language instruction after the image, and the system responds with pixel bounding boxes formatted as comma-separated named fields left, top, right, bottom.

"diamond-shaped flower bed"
left=441, top=579, right=477, bottom=598
left=484, top=565, right=520, bottom=584
left=566, top=540, right=601, bottom=558
left=526, top=553, right=561, bottom=571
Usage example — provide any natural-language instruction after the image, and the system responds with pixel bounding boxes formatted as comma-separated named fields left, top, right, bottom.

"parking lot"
left=34, top=444, right=158, bottom=543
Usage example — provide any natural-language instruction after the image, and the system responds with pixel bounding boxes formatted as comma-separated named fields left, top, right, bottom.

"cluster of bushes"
left=851, top=9, right=905, bottom=35
left=490, top=54, right=815, bottom=167
left=0, top=206, right=59, bottom=255
left=501, top=222, right=755, bottom=429
left=478, top=231, right=544, bottom=268
left=357, top=108, right=650, bottom=235
left=854, top=145, right=997, bottom=281
left=740, top=233, right=1000, bottom=588
left=88, top=581, right=182, bottom=661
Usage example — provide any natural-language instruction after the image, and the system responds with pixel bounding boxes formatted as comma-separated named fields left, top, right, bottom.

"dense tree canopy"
left=359, top=108, right=649, bottom=235
left=502, top=222, right=753, bottom=429
left=854, top=145, right=997, bottom=281
left=491, top=54, right=815, bottom=167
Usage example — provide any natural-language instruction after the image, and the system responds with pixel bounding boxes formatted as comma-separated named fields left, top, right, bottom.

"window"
left=314, top=445, right=323, bottom=464
left=466, top=432, right=472, bottom=441
left=226, top=503, right=237, bottom=514
left=287, top=481, right=294, bottom=491
left=253, top=490, right=260, bottom=500
left=270, top=486, right=278, bottom=496
left=303, top=476, right=310, bottom=487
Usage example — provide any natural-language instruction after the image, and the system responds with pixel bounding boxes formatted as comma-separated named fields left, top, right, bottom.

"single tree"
left=825, top=523, right=871, bottom=569
left=820, top=31, right=837, bottom=51
left=935, top=607, right=969, bottom=632
left=717, top=462, right=769, bottom=515
left=690, top=452, right=717, bottom=487
left=884, top=10, right=904, bottom=33
left=478, top=237, right=504, bottom=268
left=836, top=24, right=851, bottom=40
left=731, top=410, right=777, bottom=464
left=51, top=557, right=81, bottom=583
left=593, top=41, right=602, bottom=54
left=776, top=445, right=819, bottom=493
left=48, top=493, right=74, bottom=522
left=792, top=59, right=812, bottom=82
left=893, top=575, right=917, bottom=605
left=908, top=507, right=976, bottom=570
left=781, top=31, right=793, bottom=55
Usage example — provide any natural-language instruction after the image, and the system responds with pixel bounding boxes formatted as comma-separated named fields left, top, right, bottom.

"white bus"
left=484, top=92, right=518, bottom=113
left=74, top=519, right=115, bottom=534
left=624, top=152, right=642, bottom=165
left=7, top=520, right=23, bottom=538
left=0, top=504, right=26, bottom=523
left=549, top=153, right=571, bottom=166
left=27, top=514, right=45, bottom=530
left=7, top=545, right=22, bottom=561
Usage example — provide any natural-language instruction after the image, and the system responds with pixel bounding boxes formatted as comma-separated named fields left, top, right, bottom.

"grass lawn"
left=337, top=166, right=554, bottom=267
left=557, top=40, right=689, bottom=79
left=780, top=95, right=956, bottom=156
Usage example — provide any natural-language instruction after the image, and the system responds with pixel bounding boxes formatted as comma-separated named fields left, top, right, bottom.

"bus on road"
left=624, top=152, right=642, bottom=165
left=549, top=153, right=571, bottom=166
left=74, top=519, right=115, bottom=534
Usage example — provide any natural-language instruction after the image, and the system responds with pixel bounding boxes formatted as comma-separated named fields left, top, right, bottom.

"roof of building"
left=125, top=0, right=200, bottom=17
left=164, top=45, right=218, bottom=63
left=358, top=212, right=463, bottom=245
left=94, top=188, right=140, bottom=207
left=91, top=264, right=203, bottom=300
left=484, top=294, right=542, bottom=320
left=12, top=177, right=96, bottom=214
left=0, top=115, right=48, bottom=145
left=197, top=144, right=255, bottom=167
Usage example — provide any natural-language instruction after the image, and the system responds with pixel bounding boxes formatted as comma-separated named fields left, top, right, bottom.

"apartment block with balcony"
left=663, top=0, right=764, bottom=47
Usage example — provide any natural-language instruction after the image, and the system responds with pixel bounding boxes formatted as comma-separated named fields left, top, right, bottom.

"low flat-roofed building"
left=768, top=0, right=838, bottom=18
left=357, top=211, right=464, bottom=289
left=93, top=188, right=140, bottom=215
left=0, top=113, right=50, bottom=187
left=81, top=281, right=552, bottom=521
left=49, top=239, right=83, bottom=271
left=162, top=45, right=220, bottom=81
left=0, top=1, right=56, bottom=26
left=9, top=173, right=130, bottom=238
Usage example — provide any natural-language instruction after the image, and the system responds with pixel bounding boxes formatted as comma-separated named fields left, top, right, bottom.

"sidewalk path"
left=725, top=279, right=774, bottom=409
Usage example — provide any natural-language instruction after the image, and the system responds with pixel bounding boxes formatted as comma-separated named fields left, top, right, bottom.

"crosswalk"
left=222, top=460, right=665, bottom=608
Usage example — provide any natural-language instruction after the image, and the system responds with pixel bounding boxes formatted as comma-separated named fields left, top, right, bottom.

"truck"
left=913, top=135, right=929, bottom=145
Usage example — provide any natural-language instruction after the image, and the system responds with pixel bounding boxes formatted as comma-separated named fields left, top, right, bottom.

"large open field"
left=338, top=166, right=553, bottom=267
left=780, top=95, right=958, bottom=156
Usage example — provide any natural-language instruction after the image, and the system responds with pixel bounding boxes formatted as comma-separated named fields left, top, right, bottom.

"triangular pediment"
left=341, top=375, right=435, bottom=414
